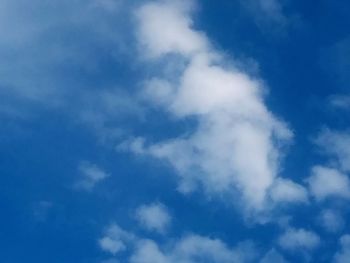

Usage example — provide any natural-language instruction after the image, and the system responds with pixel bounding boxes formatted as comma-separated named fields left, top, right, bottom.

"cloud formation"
left=76, top=161, right=110, bottom=190
left=307, top=166, right=350, bottom=201
left=316, top=129, right=350, bottom=173
left=122, top=0, right=299, bottom=212
left=318, top=209, right=344, bottom=233
left=278, top=227, right=320, bottom=251
left=333, top=235, right=350, bottom=263
left=99, top=222, right=258, bottom=263
left=99, top=224, right=135, bottom=255
left=135, top=203, right=171, bottom=234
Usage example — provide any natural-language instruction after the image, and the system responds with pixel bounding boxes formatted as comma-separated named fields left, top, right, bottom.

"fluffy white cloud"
left=316, top=129, right=350, bottom=172
left=130, top=236, right=256, bottom=263
left=269, top=178, right=308, bottom=204
left=99, top=224, right=135, bottom=255
left=99, top=220, right=257, bottom=263
left=135, top=203, right=171, bottom=234
left=76, top=161, right=110, bottom=190
left=318, top=209, right=344, bottom=233
left=306, top=166, right=350, bottom=201
left=125, top=0, right=294, bottom=211
left=135, top=0, right=207, bottom=58
left=333, top=235, right=350, bottom=263
left=278, top=227, right=320, bottom=251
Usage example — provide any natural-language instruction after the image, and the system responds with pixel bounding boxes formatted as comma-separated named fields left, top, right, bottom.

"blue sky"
left=1, top=0, right=350, bottom=262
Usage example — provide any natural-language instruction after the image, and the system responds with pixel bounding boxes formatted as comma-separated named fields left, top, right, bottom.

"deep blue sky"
left=1, top=0, right=350, bottom=262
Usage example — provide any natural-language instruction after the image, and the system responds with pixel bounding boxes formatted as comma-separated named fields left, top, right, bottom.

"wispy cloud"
left=317, top=209, right=344, bottom=233
left=76, top=161, right=110, bottom=191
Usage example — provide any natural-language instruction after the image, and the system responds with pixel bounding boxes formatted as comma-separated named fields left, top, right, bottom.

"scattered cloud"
left=238, top=0, right=294, bottom=33
left=306, top=166, right=350, bottom=201
left=130, top=235, right=257, bottom=263
left=333, top=235, right=350, bottom=263
left=135, top=203, right=171, bottom=234
left=278, top=227, right=320, bottom=251
left=99, top=222, right=258, bottom=263
left=316, top=129, right=350, bottom=173
left=99, top=224, right=135, bottom=255
left=260, top=248, right=288, bottom=263
left=318, top=209, right=344, bottom=233
left=269, top=178, right=309, bottom=204
left=329, top=95, right=350, bottom=110
left=76, top=161, right=110, bottom=191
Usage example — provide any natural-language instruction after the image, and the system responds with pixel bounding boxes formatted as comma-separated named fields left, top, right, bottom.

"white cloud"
left=269, top=178, right=308, bottom=204
left=306, top=166, right=350, bottom=201
left=125, top=0, right=294, bottom=211
left=99, top=220, right=257, bottom=263
left=333, top=235, right=350, bottom=263
left=316, top=129, right=350, bottom=172
left=135, top=203, right=171, bottom=234
left=99, top=224, right=135, bottom=255
left=318, top=209, right=344, bottom=233
left=130, top=235, right=256, bottom=263
left=76, top=161, right=110, bottom=190
left=278, top=227, right=320, bottom=251
left=260, top=248, right=288, bottom=263
left=135, top=0, right=207, bottom=58
left=130, top=240, right=169, bottom=263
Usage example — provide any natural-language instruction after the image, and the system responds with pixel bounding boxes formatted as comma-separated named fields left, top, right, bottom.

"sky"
left=1, top=0, right=350, bottom=262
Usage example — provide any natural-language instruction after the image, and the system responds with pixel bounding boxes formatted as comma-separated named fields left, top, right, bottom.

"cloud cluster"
left=306, top=128, right=350, bottom=204
left=99, top=224, right=136, bottom=255
left=120, top=0, right=307, bottom=212
left=99, top=203, right=260, bottom=263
